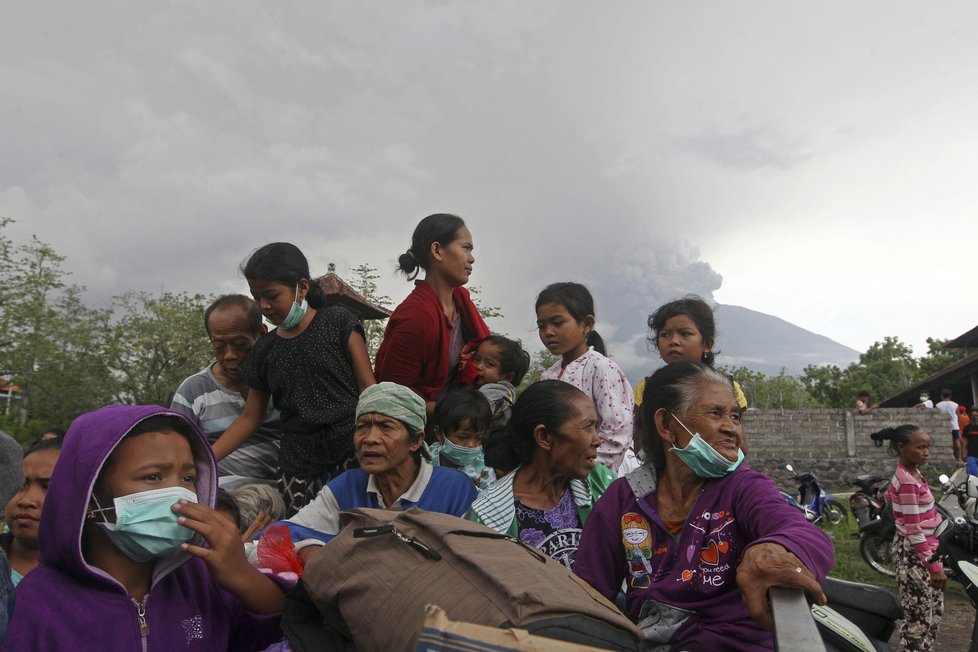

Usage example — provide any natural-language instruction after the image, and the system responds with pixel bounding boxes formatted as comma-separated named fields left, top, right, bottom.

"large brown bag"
left=302, top=507, right=641, bottom=652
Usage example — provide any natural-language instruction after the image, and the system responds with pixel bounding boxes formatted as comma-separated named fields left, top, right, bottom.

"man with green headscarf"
left=263, top=382, right=479, bottom=562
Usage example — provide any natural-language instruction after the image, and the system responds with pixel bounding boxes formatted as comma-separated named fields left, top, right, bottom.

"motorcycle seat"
left=823, top=575, right=904, bottom=622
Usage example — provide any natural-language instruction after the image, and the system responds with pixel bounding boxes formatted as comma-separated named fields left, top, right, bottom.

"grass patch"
left=820, top=518, right=896, bottom=589
left=819, top=515, right=968, bottom=601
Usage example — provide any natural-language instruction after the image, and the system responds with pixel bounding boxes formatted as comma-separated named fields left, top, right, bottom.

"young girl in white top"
left=535, top=282, right=633, bottom=473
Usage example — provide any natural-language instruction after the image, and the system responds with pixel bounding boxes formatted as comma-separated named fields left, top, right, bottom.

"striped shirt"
left=884, top=464, right=943, bottom=572
left=171, top=365, right=281, bottom=482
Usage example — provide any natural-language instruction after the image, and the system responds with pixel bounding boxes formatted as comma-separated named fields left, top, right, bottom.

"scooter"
left=934, top=472, right=978, bottom=651
left=786, top=464, right=849, bottom=526
left=849, top=474, right=888, bottom=529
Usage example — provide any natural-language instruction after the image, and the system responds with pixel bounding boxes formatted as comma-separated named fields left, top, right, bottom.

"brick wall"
left=743, top=408, right=956, bottom=491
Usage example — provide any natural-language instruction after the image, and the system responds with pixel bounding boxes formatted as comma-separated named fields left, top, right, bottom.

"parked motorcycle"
left=849, top=474, right=888, bottom=529
left=785, top=464, right=849, bottom=526
left=859, top=502, right=896, bottom=577
left=934, top=472, right=978, bottom=651
left=815, top=577, right=903, bottom=652
left=860, top=472, right=956, bottom=578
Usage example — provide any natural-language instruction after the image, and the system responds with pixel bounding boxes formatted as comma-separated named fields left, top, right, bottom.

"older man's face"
left=207, top=306, right=261, bottom=379
left=354, top=412, right=420, bottom=475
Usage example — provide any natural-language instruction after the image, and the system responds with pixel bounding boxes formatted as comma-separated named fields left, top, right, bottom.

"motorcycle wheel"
left=822, top=499, right=849, bottom=525
left=859, top=534, right=896, bottom=577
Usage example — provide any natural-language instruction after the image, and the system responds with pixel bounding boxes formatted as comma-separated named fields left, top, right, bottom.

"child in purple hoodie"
left=1, top=405, right=287, bottom=652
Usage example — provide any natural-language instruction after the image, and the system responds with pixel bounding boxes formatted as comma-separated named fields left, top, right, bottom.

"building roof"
left=946, top=324, right=978, bottom=349
left=316, top=264, right=392, bottom=321
left=881, top=351, right=978, bottom=409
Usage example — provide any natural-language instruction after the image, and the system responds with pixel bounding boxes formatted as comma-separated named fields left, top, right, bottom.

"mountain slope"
left=608, top=303, right=860, bottom=382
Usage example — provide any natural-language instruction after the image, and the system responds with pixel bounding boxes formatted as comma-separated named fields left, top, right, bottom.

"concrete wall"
left=743, top=408, right=957, bottom=491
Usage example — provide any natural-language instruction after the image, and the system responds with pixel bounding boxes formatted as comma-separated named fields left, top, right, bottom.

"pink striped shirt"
left=884, top=464, right=943, bottom=572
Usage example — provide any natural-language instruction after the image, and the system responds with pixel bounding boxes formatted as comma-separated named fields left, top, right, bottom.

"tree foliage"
left=724, top=366, right=811, bottom=410
left=918, top=337, right=971, bottom=377
left=107, top=291, right=212, bottom=407
left=347, top=264, right=392, bottom=362
left=0, top=222, right=213, bottom=443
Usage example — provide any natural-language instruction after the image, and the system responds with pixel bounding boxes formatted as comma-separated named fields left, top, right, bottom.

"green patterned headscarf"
left=356, top=382, right=427, bottom=434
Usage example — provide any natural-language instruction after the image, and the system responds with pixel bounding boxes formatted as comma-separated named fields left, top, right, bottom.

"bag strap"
left=446, top=529, right=548, bottom=563
left=625, top=464, right=658, bottom=498
left=353, top=524, right=442, bottom=560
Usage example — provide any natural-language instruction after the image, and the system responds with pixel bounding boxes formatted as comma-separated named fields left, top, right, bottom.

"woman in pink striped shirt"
left=872, top=425, right=946, bottom=652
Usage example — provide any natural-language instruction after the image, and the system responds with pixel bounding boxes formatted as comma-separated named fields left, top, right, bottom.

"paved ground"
left=887, top=586, right=973, bottom=650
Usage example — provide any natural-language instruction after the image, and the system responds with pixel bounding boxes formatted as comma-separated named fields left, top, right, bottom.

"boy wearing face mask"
left=1, top=405, right=288, bottom=652
left=914, top=391, right=934, bottom=410
left=429, top=388, right=495, bottom=490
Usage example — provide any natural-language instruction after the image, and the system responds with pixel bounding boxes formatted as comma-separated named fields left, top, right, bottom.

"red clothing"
left=375, top=280, right=489, bottom=401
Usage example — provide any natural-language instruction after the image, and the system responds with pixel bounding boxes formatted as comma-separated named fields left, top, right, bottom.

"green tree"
left=518, top=349, right=558, bottom=392
left=726, top=366, right=812, bottom=410
left=22, top=286, right=116, bottom=431
left=0, top=221, right=116, bottom=442
left=107, top=291, right=212, bottom=406
left=846, top=336, right=920, bottom=403
left=800, top=364, right=847, bottom=408
left=918, top=337, right=971, bottom=377
left=468, top=285, right=503, bottom=322
left=347, top=264, right=393, bottom=362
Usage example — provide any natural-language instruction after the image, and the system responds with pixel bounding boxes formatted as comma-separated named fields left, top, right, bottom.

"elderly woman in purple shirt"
left=574, top=362, right=833, bottom=651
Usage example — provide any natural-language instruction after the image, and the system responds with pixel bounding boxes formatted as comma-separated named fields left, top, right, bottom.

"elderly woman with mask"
left=468, top=380, right=617, bottom=570
left=267, top=382, right=479, bottom=563
left=574, top=362, right=833, bottom=651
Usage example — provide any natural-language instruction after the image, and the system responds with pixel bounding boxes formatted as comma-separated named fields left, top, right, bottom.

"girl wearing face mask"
left=213, top=243, right=375, bottom=515
left=1, top=405, right=288, bottom=652
left=429, top=388, right=495, bottom=490
left=575, top=362, right=832, bottom=652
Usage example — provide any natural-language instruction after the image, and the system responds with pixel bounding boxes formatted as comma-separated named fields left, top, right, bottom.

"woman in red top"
left=374, top=214, right=490, bottom=415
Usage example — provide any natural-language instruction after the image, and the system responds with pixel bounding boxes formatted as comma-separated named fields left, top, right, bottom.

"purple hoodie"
left=574, top=464, right=834, bottom=651
left=1, top=405, right=284, bottom=652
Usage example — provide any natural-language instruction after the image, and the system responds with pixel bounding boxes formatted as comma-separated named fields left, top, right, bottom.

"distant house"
left=881, top=325, right=978, bottom=408
left=316, top=263, right=391, bottom=321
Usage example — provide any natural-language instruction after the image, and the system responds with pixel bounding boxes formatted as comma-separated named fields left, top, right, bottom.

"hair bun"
left=397, top=251, right=419, bottom=276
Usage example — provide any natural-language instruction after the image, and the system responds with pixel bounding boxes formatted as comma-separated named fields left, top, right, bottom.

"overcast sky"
left=3, top=2, right=976, bottom=375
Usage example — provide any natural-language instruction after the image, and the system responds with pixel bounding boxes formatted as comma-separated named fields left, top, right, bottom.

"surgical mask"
left=440, top=437, right=485, bottom=468
left=278, top=284, right=308, bottom=330
left=668, top=412, right=744, bottom=478
left=91, top=486, right=198, bottom=563
left=920, top=396, right=929, bottom=403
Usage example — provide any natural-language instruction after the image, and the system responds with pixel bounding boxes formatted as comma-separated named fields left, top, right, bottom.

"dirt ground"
left=888, top=586, right=973, bottom=650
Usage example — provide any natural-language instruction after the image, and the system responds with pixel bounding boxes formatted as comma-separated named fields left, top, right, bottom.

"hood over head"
left=39, top=404, right=218, bottom=589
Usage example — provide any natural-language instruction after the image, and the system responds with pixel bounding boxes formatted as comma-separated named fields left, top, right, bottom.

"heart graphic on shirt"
left=700, top=540, right=729, bottom=566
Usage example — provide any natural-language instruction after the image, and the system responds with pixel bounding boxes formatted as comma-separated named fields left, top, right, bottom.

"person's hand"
left=173, top=499, right=253, bottom=590
left=929, top=568, right=948, bottom=590
left=241, top=510, right=272, bottom=543
left=736, top=543, right=827, bottom=631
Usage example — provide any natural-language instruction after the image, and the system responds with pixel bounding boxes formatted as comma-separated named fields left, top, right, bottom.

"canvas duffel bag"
left=302, top=507, right=641, bottom=652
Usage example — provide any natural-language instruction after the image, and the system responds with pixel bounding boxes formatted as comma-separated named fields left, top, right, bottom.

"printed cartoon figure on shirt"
left=685, top=510, right=737, bottom=590
left=621, top=512, right=655, bottom=589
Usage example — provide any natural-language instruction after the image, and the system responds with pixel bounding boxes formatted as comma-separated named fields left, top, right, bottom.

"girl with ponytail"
left=535, top=282, right=633, bottom=473
left=872, top=424, right=945, bottom=651
left=213, top=242, right=375, bottom=515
